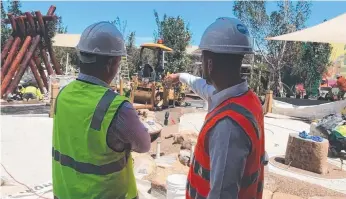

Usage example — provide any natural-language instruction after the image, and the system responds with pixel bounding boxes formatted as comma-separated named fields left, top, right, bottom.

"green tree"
left=125, top=32, right=155, bottom=77
left=293, top=42, right=332, bottom=96
left=153, top=10, right=192, bottom=73
left=1, top=1, right=11, bottom=49
left=233, top=0, right=312, bottom=94
left=111, top=17, right=128, bottom=37
left=126, top=31, right=139, bottom=76
left=7, top=0, right=22, bottom=16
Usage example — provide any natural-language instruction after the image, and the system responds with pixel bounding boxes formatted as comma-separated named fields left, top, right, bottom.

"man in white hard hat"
left=166, top=18, right=266, bottom=199
left=52, top=21, right=150, bottom=199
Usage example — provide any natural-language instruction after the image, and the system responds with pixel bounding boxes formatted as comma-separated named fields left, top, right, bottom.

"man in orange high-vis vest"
left=166, top=17, right=267, bottom=199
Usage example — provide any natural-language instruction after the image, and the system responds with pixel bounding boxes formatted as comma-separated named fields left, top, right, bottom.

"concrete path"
left=1, top=115, right=53, bottom=198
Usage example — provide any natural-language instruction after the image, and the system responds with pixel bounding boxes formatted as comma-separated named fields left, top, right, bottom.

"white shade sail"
left=266, top=13, right=346, bottom=44
left=52, top=34, right=81, bottom=48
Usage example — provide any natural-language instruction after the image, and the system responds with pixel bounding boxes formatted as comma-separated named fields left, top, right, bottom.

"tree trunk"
left=272, top=68, right=282, bottom=97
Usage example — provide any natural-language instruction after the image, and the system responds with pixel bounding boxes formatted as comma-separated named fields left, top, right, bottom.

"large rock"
left=179, top=150, right=191, bottom=166
left=285, top=133, right=329, bottom=174
left=167, top=130, right=197, bottom=146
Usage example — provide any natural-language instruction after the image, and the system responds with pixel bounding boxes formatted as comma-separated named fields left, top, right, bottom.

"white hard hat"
left=76, top=21, right=126, bottom=63
left=336, top=73, right=342, bottom=78
left=199, top=17, right=254, bottom=55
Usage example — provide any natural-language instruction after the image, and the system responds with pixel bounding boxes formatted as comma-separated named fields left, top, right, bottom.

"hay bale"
left=285, top=133, right=329, bottom=174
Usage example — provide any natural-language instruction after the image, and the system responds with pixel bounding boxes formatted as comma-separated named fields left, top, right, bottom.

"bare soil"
left=270, top=156, right=346, bottom=179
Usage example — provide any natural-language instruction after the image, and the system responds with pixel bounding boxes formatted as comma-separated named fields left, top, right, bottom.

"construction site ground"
left=1, top=101, right=346, bottom=199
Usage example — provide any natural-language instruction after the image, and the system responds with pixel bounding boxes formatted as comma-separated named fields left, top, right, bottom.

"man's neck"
left=80, top=71, right=110, bottom=85
left=214, top=77, right=243, bottom=93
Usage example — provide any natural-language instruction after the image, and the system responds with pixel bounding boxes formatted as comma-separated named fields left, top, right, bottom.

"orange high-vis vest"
left=186, top=90, right=265, bottom=199
left=337, top=76, right=346, bottom=92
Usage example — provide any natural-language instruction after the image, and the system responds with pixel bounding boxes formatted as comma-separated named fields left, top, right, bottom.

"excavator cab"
left=132, top=40, right=185, bottom=109
left=137, top=40, right=173, bottom=82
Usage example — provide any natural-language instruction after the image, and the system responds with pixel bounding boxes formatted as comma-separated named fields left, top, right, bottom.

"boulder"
left=181, top=140, right=192, bottom=150
left=285, top=133, right=329, bottom=174
left=167, top=130, right=197, bottom=145
left=179, top=150, right=191, bottom=166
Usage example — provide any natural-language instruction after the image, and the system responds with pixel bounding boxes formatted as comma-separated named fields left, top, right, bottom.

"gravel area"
left=270, top=156, right=346, bottom=179
left=265, top=171, right=346, bottom=198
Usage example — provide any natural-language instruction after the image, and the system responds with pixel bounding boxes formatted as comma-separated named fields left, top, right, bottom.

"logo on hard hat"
left=236, top=24, right=249, bottom=35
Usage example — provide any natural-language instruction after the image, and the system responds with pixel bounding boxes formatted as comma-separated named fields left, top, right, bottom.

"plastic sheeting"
left=272, top=99, right=346, bottom=120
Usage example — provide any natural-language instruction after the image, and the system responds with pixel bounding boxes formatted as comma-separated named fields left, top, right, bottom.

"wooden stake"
left=119, top=78, right=124, bottom=95
left=264, top=90, right=273, bottom=114
left=49, top=83, right=59, bottom=118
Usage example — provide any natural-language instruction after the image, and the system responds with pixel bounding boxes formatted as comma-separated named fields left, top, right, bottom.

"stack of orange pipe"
left=0, top=5, right=62, bottom=98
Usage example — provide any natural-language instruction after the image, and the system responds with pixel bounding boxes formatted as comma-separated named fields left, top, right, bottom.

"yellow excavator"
left=131, top=40, right=186, bottom=110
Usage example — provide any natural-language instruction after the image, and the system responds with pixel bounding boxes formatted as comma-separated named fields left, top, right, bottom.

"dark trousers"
left=23, top=92, right=37, bottom=101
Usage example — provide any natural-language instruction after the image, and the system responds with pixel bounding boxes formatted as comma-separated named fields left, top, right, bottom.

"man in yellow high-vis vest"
left=52, top=21, right=151, bottom=199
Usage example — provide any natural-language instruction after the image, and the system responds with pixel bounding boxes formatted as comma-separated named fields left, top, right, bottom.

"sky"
left=4, top=1, right=346, bottom=46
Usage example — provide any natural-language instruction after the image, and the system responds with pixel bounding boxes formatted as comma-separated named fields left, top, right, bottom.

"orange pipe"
left=33, top=55, right=49, bottom=90
left=1, top=36, right=14, bottom=64
left=29, top=59, right=45, bottom=93
left=3, top=36, right=41, bottom=97
left=1, top=36, right=32, bottom=96
left=0, top=37, right=22, bottom=81
left=39, top=46, right=54, bottom=75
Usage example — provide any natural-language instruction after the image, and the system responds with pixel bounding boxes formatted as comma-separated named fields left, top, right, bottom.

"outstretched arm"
left=167, top=73, right=215, bottom=101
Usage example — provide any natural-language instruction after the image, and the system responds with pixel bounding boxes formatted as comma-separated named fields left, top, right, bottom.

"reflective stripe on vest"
left=52, top=147, right=128, bottom=175
left=205, top=100, right=260, bottom=139
left=187, top=91, right=265, bottom=199
left=90, top=89, right=117, bottom=131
